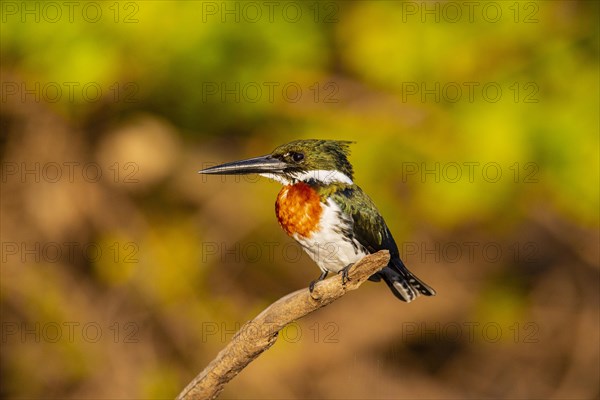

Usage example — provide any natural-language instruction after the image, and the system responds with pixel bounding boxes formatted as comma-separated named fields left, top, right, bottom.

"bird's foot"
left=309, top=271, right=329, bottom=293
left=340, top=263, right=354, bottom=285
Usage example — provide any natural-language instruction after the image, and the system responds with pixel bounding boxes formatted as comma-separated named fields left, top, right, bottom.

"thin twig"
left=176, top=250, right=390, bottom=400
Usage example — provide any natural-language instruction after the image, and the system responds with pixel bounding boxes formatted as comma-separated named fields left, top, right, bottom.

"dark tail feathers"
left=370, top=258, right=436, bottom=302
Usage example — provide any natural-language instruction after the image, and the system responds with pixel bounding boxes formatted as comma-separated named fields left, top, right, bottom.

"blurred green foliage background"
left=1, top=1, right=598, bottom=398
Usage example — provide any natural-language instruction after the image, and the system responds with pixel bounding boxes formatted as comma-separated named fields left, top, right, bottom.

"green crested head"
left=269, top=139, right=354, bottom=181
left=198, top=139, right=355, bottom=185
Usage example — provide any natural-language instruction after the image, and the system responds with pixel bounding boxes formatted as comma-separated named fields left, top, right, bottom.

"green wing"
left=329, top=186, right=400, bottom=257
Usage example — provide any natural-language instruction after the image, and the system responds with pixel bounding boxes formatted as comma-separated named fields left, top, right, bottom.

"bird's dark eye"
left=291, top=152, right=304, bottom=162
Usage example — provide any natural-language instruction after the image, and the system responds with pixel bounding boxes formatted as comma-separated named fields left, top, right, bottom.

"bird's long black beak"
left=198, top=155, right=287, bottom=175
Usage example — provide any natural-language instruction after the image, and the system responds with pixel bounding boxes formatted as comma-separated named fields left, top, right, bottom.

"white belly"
left=293, top=198, right=368, bottom=273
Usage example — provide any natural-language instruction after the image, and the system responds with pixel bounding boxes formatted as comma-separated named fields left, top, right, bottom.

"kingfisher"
left=198, top=139, right=435, bottom=302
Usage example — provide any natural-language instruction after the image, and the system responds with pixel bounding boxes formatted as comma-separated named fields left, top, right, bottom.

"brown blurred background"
left=1, top=1, right=598, bottom=399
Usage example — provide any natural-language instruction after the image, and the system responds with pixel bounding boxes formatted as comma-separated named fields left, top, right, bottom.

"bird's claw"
left=341, top=264, right=353, bottom=285
left=309, top=271, right=329, bottom=293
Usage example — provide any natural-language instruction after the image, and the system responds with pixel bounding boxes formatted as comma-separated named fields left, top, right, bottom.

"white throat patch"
left=260, top=170, right=353, bottom=185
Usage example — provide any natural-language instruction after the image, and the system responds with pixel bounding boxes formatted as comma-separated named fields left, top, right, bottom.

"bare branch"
left=177, top=250, right=390, bottom=400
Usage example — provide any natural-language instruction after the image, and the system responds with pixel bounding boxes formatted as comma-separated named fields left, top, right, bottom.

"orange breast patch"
left=275, top=182, right=323, bottom=238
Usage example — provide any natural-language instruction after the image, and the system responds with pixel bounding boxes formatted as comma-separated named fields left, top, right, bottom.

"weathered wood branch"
left=176, top=250, right=390, bottom=400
